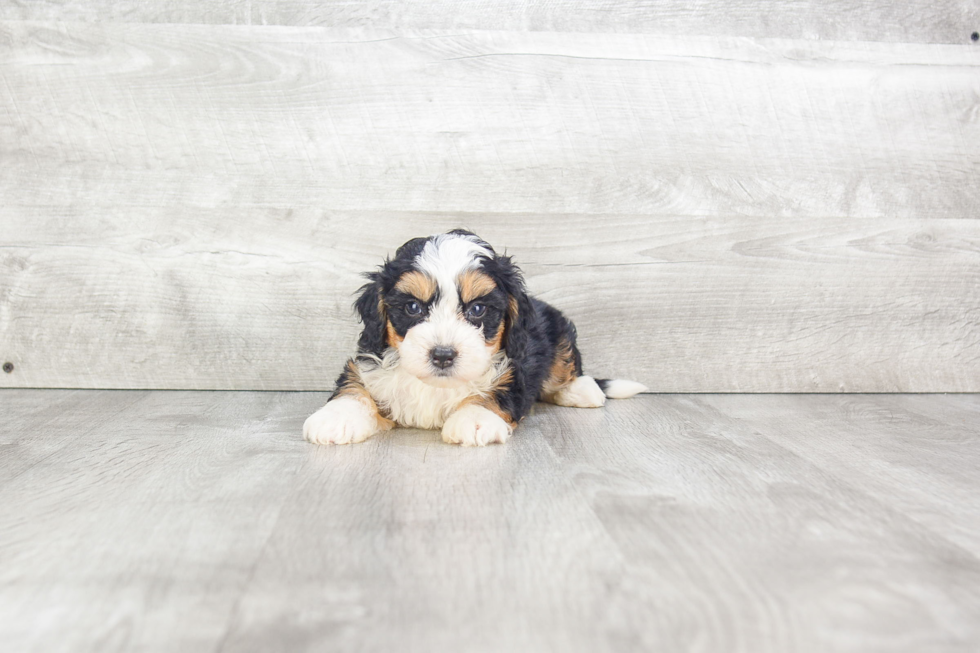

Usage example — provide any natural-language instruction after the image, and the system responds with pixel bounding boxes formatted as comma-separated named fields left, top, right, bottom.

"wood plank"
left=535, top=396, right=980, bottom=652
left=1, top=24, right=978, bottom=219
left=218, top=409, right=625, bottom=652
left=1, top=391, right=979, bottom=651
left=0, top=390, right=312, bottom=653
left=2, top=208, right=979, bottom=391
left=877, top=393, right=980, bottom=421
left=3, top=24, right=978, bottom=391
left=0, top=1, right=976, bottom=44
left=0, top=388, right=79, bottom=426
left=699, top=394, right=980, bottom=554
left=0, top=389, right=149, bottom=482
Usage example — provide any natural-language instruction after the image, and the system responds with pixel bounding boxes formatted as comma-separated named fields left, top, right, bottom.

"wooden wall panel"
left=1, top=21, right=978, bottom=391
left=2, top=208, right=978, bottom=391
left=1, top=2, right=977, bottom=44
left=2, top=24, right=978, bottom=219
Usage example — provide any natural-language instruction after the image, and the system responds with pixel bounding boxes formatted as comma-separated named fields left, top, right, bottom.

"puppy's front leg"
left=442, top=401, right=515, bottom=447
left=304, top=361, right=394, bottom=445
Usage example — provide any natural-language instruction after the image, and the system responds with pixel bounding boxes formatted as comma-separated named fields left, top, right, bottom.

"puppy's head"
left=354, top=230, right=528, bottom=386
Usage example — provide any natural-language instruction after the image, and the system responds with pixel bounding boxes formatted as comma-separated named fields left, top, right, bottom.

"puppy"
left=304, top=230, right=647, bottom=446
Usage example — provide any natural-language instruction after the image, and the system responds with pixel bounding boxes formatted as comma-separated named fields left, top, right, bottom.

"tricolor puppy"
left=304, top=230, right=646, bottom=447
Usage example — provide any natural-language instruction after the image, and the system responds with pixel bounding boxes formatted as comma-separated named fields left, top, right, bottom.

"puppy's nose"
left=430, top=346, right=457, bottom=369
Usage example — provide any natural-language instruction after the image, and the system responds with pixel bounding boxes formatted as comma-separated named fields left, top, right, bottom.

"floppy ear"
left=489, top=255, right=532, bottom=362
left=353, top=273, right=387, bottom=356
left=505, top=290, right=533, bottom=362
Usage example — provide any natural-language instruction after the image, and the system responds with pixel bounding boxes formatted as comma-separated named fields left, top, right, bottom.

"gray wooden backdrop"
left=1, top=3, right=978, bottom=392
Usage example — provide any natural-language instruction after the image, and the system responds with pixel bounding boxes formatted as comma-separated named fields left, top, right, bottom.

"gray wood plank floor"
left=1, top=391, right=978, bottom=652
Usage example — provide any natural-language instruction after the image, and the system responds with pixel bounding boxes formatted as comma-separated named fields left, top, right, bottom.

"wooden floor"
left=1, top=391, right=978, bottom=652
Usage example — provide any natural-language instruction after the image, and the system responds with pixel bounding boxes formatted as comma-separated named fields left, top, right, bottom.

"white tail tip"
left=598, top=379, right=648, bottom=399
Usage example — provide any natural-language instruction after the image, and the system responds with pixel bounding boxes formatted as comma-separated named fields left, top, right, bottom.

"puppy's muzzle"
left=429, top=346, right=458, bottom=370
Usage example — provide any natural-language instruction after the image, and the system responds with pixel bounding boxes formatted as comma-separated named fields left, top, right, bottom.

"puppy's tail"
left=595, top=378, right=648, bottom=399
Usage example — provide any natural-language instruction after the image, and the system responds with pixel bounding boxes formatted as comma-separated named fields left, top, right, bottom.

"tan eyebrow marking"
left=458, top=270, right=497, bottom=304
left=386, top=319, right=404, bottom=346
left=394, top=271, right=437, bottom=302
left=486, top=322, right=504, bottom=353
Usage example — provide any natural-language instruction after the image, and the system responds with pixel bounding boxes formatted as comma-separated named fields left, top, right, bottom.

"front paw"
left=442, top=404, right=513, bottom=447
left=304, top=396, right=383, bottom=445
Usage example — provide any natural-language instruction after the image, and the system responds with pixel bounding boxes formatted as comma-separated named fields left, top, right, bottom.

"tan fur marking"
left=336, top=361, right=396, bottom=430
left=395, top=271, right=436, bottom=302
left=386, top=320, right=404, bottom=346
left=508, top=296, right=519, bottom=321
left=493, top=367, right=515, bottom=393
left=483, top=401, right=518, bottom=429
left=539, top=337, right=578, bottom=403
left=377, top=296, right=388, bottom=328
left=459, top=395, right=517, bottom=428
left=457, top=367, right=517, bottom=427
left=459, top=270, right=497, bottom=304
left=486, top=323, right=505, bottom=353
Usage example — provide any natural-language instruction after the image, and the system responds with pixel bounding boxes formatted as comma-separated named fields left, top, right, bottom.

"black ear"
left=353, top=273, right=387, bottom=356
left=394, top=237, right=429, bottom=259
left=487, top=255, right=532, bottom=361
left=505, top=288, right=533, bottom=362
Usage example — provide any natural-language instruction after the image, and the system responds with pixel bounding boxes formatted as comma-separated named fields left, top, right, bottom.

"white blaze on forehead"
left=415, top=234, right=493, bottom=317
left=394, top=233, right=496, bottom=385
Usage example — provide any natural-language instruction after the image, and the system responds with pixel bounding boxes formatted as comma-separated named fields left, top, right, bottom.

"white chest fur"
left=357, top=350, right=509, bottom=430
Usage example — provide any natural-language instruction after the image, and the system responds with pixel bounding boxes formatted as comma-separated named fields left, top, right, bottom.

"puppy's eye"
left=467, top=303, right=486, bottom=318
left=405, top=301, right=422, bottom=316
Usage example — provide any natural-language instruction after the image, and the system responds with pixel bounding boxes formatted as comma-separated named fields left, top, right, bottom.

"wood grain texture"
left=536, top=395, right=980, bottom=651
left=2, top=22, right=979, bottom=391
left=1, top=24, right=978, bottom=218
left=0, top=389, right=149, bottom=481
left=700, top=394, right=980, bottom=554
left=1, top=1, right=977, bottom=44
left=221, top=403, right=622, bottom=652
left=2, top=208, right=979, bottom=391
left=0, top=390, right=311, bottom=653
left=1, top=390, right=979, bottom=652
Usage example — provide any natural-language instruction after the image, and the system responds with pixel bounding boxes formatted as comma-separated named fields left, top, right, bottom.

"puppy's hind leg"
left=549, top=374, right=608, bottom=408
left=538, top=334, right=607, bottom=408
left=538, top=335, right=647, bottom=408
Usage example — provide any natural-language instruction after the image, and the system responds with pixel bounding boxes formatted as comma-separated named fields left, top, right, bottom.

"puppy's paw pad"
left=303, top=397, right=380, bottom=445
left=442, top=405, right=512, bottom=447
left=553, top=375, right=606, bottom=408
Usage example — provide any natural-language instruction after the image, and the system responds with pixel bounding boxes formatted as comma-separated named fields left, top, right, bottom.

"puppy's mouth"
left=419, top=368, right=466, bottom=387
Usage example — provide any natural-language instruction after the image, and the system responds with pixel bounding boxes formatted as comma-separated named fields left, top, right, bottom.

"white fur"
left=551, top=375, right=607, bottom=408
left=397, top=314, right=491, bottom=384
left=303, top=396, right=384, bottom=445
left=601, top=379, right=648, bottom=399
left=415, top=233, right=493, bottom=312
left=441, top=404, right=512, bottom=446
left=397, top=232, right=496, bottom=385
left=358, top=349, right=510, bottom=430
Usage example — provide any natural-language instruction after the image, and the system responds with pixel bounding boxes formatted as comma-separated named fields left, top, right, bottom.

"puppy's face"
left=359, top=231, right=520, bottom=387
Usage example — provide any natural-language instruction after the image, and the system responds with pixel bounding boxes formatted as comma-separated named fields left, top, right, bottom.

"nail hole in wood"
left=972, top=32, right=979, bottom=42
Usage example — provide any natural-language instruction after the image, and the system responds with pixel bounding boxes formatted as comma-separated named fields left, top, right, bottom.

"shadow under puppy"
left=304, top=230, right=647, bottom=446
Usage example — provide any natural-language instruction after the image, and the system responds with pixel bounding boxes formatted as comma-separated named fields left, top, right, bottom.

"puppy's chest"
left=359, top=364, right=482, bottom=430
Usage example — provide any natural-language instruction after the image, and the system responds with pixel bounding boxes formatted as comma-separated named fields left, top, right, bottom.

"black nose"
left=430, top=346, right=457, bottom=369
